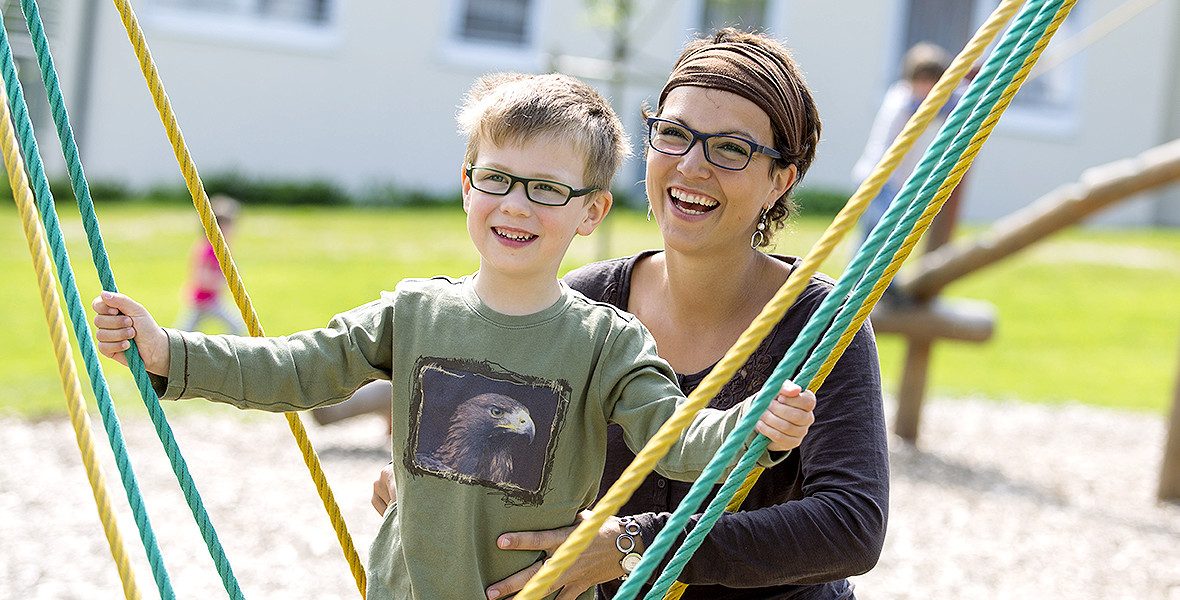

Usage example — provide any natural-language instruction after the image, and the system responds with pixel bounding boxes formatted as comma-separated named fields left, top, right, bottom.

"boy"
left=93, top=72, right=815, bottom=599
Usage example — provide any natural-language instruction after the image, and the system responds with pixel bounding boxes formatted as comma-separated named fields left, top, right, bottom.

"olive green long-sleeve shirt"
left=159, top=276, right=773, bottom=599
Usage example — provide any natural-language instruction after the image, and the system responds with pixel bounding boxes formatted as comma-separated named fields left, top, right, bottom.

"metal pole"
left=70, top=0, right=101, bottom=159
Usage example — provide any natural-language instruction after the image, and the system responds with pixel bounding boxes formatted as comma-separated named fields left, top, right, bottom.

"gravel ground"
left=2, top=397, right=1178, bottom=600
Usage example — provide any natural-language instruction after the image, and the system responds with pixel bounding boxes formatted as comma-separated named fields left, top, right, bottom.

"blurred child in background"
left=174, top=194, right=246, bottom=334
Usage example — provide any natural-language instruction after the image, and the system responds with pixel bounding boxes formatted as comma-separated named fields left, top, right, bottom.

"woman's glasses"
left=646, top=117, right=782, bottom=171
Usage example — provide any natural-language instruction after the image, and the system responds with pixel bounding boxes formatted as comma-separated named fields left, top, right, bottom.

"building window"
left=902, top=0, right=1082, bottom=134
left=700, top=0, right=767, bottom=32
left=902, top=0, right=974, bottom=72
left=443, top=0, right=541, bottom=71
left=454, top=0, right=532, bottom=47
left=144, top=0, right=338, bottom=50
left=151, top=0, right=331, bottom=25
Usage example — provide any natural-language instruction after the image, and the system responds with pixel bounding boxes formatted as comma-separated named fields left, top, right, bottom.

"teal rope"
left=796, top=0, right=1065, bottom=408
left=636, top=1, right=1064, bottom=594
left=0, top=17, right=175, bottom=600
left=19, top=0, right=114, bottom=281
left=639, top=2, right=1067, bottom=596
left=617, top=1, right=1064, bottom=596
left=636, top=2, right=1067, bottom=594
left=10, top=3, right=244, bottom=599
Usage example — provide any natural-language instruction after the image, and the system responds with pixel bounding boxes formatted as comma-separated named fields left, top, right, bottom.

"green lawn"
left=3, top=202, right=1178, bottom=418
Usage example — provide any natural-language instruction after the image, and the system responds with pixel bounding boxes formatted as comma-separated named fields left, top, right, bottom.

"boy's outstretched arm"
left=756, top=381, right=816, bottom=452
left=92, top=290, right=170, bottom=376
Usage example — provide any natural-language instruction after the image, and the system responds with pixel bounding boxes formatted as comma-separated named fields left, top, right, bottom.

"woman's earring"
left=750, top=206, right=770, bottom=249
left=647, top=204, right=653, bottom=222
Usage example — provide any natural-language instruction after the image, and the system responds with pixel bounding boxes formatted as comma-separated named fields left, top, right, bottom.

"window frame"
left=143, top=0, right=341, bottom=52
left=698, top=0, right=770, bottom=33
left=902, top=0, right=1087, bottom=139
left=438, top=0, right=546, bottom=72
left=987, top=1, right=1086, bottom=138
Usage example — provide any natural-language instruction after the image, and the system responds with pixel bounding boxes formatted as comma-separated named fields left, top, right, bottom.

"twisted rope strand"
left=643, top=2, right=1069, bottom=595
left=636, top=0, right=1046, bottom=595
left=0, top=15, right=177, bottom=600
left=657, top=6, right=1032, bottom=596
left=108, top=0, right=366, bottom=593
left=799, top=0, right=1073, bottom=397
left=657, top=462, right=762, bottom=600
left=636, top=2, right=1075, bottom=597
left=1, top=91, right=143, bottom=600
left=13, top=1, right=248, bottom=596
left=20, top=0, right=110, bottom=278
left=811, top=1, right=1076, bottom=393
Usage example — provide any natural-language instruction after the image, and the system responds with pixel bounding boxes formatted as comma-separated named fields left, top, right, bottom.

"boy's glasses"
left=646, top=117, right=782, bottom=171
left=465, top=165, right=599, bottom=207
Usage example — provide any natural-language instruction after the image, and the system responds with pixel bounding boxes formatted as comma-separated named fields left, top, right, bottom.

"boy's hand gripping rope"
left=11, top=0, right=247, bottom=596
left=0, top=11, right=179, bottom=600
left=108, top=0, right=367, bottom=595
left=1, top=91, right=143, bottom=600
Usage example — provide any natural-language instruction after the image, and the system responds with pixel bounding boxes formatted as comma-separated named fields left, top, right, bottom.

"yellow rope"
left=659, top=17, right=1021, bottom=600
left=662, top=4, right=1075, bottom=598
left=520, top=3, right=1030, bottom=598
left=811, top=0, right=1077, bottom=395
left=656, top=467, right=762, bottom=600
left=0, top=90, right=142, bottom=600
left=108, top=0, right=366, bottom=595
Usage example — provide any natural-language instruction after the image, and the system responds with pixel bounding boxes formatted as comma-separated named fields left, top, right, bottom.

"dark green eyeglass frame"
left=465, top=164, right=599, bottom=207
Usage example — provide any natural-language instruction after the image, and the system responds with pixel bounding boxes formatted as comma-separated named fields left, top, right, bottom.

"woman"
left=373, top=28, right=888, bottom=600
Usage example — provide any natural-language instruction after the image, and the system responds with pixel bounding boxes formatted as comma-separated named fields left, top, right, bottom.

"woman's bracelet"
left=616, top=516, right=642, bottom=580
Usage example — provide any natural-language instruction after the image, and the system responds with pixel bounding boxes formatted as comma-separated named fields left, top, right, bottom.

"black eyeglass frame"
left=464, top=164, right=599, bottom=207
left=645, top=117, right=783, bottom=171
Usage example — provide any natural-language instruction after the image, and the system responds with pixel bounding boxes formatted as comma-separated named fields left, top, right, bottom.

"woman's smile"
left=668, top=187, right=720, bottom=216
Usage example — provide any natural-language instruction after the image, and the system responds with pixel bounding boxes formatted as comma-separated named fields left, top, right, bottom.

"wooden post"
left=894, top=337, right=933, bottom=442
left=902, top=138, right=1180, bottom=300
left=886, top=178, right=969, bottom=444
left=1159, top=329, right=1180, bottom=502
left=884, top=139, right=1180, bottom=444
left=923, top=173, right=967, bottom=253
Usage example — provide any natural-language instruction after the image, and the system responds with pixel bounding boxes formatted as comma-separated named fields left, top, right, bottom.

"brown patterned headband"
left=658, top=42, right=811, bottom=165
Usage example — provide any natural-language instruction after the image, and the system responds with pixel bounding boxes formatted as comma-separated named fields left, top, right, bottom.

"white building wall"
left=36, top=0, right=1180, bottom=225
left=772, top=1, right=902, bottom=197
left=73, top=1, right=468, bottom=193
left=955, top=0, right=1180, bottom=226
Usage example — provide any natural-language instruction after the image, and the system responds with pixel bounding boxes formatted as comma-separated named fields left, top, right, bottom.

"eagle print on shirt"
left=405, top=357, right=569, bottom=506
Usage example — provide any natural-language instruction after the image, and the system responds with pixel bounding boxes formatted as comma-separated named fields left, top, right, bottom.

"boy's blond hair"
left=457, top=72, right=629, bottom=195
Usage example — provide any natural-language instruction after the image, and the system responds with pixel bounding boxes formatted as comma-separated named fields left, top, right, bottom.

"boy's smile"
left=462, top=135, right=610, bottom=314
left=492, top=225, right=537, bottom=244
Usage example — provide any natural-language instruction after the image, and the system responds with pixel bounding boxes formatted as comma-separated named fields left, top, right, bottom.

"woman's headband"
left=658, top=42, right=811, bottom=165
